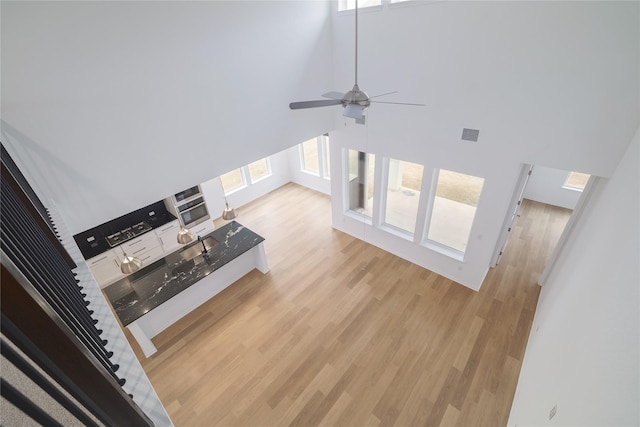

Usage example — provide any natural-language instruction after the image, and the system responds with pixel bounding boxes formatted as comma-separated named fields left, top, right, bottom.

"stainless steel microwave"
left=173, top=185, right=202, bottom=204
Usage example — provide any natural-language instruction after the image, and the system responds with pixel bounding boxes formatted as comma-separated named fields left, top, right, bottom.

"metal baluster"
left=1, top=181, right=124, bottom=385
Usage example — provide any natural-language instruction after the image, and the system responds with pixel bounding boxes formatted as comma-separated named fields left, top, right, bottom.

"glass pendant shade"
left=121, top=252, right=142, bottom=274
left=222, top=201, right=237, bottom=220
left=177, top=225, right=195, bottom=244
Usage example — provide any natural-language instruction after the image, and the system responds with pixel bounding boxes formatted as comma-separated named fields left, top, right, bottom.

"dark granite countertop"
left=103, top=221, right=264, bottom=326
left=74, top=200, right=177, bottom=260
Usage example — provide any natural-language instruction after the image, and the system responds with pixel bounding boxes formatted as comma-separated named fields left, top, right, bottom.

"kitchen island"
left=103, top=221, right=268, bottom=357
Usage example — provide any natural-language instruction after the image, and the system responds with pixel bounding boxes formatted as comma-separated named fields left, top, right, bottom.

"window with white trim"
left=383, top=158, right=423, bottom=235
left=563, top=171, right=590, bottom=191
left=347, top=149, right=376, bottom=218
left=425, top=169, right=484, bottom=254
left=220, top=156, right=272, bottom=195
left=220, top=168, right=247, bottom=195
left=299, top=135, right=331, bottom=179
left=248, top=158, right=271, bottom=183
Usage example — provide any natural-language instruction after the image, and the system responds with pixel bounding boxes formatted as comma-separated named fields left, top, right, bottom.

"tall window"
left=384, top=159, right=423, bottom=234
left=563, top=171, right=590, bottom=191
left=348, top=150, right=375, bottom=218
left=248, top=158, right=271, bottom=183
left=301, top=139, right=320, bottom=174
left=220, top=168, right=246, bottom=194
left=299, top=135, right=331, bottom=179
left=426, top=169, right=484, bottom=253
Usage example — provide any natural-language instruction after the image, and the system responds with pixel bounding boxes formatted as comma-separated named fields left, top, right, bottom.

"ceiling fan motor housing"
left=342, top=84, right=371, bottom=109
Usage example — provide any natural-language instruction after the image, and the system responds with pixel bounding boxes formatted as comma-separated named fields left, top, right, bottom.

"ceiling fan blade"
left=368, top=91, right=398, bottom=100
left=369, top=100, right=426, bottom=106
left=343, top=103, right=364, bottom=119
left=289, top=99, right=342, bottom=110
left=322, top=91, right=345, bottom=100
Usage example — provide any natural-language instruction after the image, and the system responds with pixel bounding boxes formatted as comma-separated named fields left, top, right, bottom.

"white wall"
left=508, top=127, right=639, bottom=426
left=523, top=165, right=584, bottom=210
left=330, top=122, right=519, bottom=290
left=327, top=1, right=639, bottom=289
left=2, top=1, right=638, bottom=289
left=1, top=1, right=334, bottom=234
left=331, top=1, right=638, bottom=177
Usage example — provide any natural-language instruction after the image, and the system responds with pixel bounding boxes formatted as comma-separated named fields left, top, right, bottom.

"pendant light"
left=120, top=251, right=142, bottom=274
left=222, top=198, right=237, bottom=220
left=219, top=177, right=237, bottom=221
left=177, top=224, right=195, bottom=244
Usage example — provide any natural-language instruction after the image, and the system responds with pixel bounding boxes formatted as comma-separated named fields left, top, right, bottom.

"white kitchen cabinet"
left=88, top=249, right=125, bottom=288
left=121, top=231, right=164, bottom=266
left=155, top=220, right=182, bottom=254
left=89, top=220, right=212, bottom=288
left=120, top=231, right=160, bottom=254
left=190, top=220, right=215, bottom=238
left=134, top=245, right=165, bottom=266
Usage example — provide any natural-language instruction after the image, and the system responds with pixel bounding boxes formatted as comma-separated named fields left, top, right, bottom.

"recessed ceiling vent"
left=461, top=128, right=480, bottom=142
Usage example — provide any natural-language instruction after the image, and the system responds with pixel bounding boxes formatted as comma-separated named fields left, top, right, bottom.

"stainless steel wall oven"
left=177, top=196, right=210, bottom=228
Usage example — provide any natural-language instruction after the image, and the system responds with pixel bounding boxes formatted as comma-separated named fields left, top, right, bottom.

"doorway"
left=491, top=163, right=595, bottom=285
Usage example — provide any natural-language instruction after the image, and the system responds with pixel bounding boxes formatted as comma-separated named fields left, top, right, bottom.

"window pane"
left=248, top=158, right=270, bottom=182
left=564, top=171, right=590, bottom=190
left=348, top=150, right=375, bottom=217
left=301, top=139, right=320, bottom=174
left=385, top=159, right=423, bottom=234
left=220, top=168, right=245, bottom=194
left=427, top=170, right=484, bottom=253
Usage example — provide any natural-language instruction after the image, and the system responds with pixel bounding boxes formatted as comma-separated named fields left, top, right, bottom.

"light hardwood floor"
left=131, top=183, right=571, bottom=426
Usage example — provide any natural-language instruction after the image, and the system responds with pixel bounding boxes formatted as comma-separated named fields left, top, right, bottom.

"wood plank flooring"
left=131, top=184, right=571, bottom=426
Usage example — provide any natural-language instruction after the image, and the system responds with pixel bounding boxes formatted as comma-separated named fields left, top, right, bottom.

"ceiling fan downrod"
left=355, top=0, right=359, bottom=86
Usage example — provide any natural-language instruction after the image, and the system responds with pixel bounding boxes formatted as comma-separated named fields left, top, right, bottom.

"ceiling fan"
left=289, top=0, right=424, bottom=124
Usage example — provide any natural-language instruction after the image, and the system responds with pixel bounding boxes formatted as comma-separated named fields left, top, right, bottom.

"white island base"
left=127, top=243, right=269, bottom=357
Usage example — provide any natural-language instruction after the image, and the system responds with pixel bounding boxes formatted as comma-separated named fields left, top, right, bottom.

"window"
left=221, top=156, right=273, bottom=195
left=563, top=171, right=590, bottom=191
left=299, top=134, right=331, bottom=179
left=248, top=158, right=271, bottom=183
left=301, top=139, right=320, bottom=174
left=220, top=168, right=246, bottom=195
left=384, top=159, right=423, bottom=234
left=348, top=150, right=375, bottom=217
left=426, top=169, right=484, bottom=253
left=338, top=0, right=382, bottom=11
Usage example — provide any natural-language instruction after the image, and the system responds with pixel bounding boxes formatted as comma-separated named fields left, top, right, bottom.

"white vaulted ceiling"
left=2, top=1, right=638, bottom=234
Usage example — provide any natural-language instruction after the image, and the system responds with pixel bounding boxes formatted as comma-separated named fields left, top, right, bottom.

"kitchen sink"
left=178, top=235, right=219, bottom=262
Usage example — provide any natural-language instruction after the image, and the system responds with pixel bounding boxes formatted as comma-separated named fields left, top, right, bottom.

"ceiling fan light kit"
left=289, top=0, right=423, bottom=124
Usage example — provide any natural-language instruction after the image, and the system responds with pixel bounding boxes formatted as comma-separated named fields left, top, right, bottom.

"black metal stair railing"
left=1, top=143, right=153, bottom=426
left=1, top=176, right=124, bottom=385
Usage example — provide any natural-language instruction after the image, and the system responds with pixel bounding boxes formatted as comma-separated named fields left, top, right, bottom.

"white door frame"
left=490, top=163, right=534, bottom=267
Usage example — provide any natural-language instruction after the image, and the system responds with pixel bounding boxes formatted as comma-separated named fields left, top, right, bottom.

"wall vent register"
left=461, top=128, right=480, bottom=142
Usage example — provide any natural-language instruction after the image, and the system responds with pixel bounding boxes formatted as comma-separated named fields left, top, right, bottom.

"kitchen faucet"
left=198, top=235, right=208, bottom=255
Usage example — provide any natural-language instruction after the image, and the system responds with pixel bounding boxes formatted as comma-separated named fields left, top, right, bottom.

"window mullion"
left=371, top=154, right=384, bottom=228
